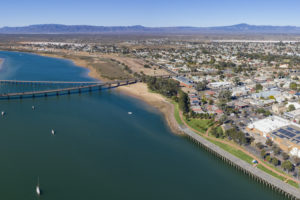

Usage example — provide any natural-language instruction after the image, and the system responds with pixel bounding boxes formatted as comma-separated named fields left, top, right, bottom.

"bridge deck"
left=0, top=80, right=101, bottom=84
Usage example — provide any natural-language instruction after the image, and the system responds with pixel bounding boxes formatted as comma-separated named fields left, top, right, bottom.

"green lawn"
left=171, top=101, right=183, bottom=125
left=206, top=138, right=254, bottom=164
left=287, top=180, right=300, bottom=188
left=257, top=164, right=286, bottom=181
left=262, top=160, right=293, bottom=178
left=184, top=117, right=214, bottom=134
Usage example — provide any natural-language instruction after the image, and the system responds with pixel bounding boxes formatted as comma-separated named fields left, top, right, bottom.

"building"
left=252, top=90, right=281, bottom=99
left=234, top=101, right=249, bottom=109
left=284, top=109, right=300, bottom=122
left=272, top=103, right=286, bottom=114
left=247, top=116, right=300, bottom=157
left=208, top=81, right=232, bottom=89
left=173, top=76, right=193, bottom=88
left=286, top=102, right=300, bottom=110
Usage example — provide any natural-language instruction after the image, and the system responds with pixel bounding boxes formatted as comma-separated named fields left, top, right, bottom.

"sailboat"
left=51, top=129, right=55, bottom=135
left=36, top=177, right=41, bottom=196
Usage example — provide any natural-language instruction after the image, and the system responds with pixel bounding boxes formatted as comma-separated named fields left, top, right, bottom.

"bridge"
left=0, top=79, right=139, bottom=99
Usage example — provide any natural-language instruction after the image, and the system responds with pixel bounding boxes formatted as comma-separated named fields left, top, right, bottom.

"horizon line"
left=1, top=23, right=300, bottom=29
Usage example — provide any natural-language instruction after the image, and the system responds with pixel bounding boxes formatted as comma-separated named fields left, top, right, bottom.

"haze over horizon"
left=1, top=0, right=300, bottom=27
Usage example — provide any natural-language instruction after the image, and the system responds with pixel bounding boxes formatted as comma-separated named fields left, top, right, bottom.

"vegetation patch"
left=172, top=101, right=183, bottom=125
left=257, top=164, right=286, bottom=181
left=287, top=180, right=299, bottom=188
left=185, top=118, right=214, bottom=133
left=206, top=138, right=254, bottom=164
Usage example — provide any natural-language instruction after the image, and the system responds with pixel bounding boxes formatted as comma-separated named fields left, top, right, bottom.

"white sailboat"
left=1, top=111, right=5, bottom=116
left=51, top=129, right=55, bottom=135
left=36, top=177, right=41, bottom=196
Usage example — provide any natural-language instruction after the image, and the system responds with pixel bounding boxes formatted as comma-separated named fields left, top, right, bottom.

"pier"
left=0, top=79, right=139, bottom=99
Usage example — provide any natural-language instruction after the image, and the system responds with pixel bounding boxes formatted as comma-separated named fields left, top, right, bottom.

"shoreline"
left=34, top=52, right=110, bottom=82
left=0, top=58, right=3, bottom=69
left=2, top=49, right=300, bottom=196
left=33, top=51, right=184, bottom=135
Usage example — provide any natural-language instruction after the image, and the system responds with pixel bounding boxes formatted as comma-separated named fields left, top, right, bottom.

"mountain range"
left=0, top=23, right=300, bottom=34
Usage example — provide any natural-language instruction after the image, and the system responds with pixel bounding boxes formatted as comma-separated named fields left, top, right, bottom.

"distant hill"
left=1, top=23, right=300, bottom=34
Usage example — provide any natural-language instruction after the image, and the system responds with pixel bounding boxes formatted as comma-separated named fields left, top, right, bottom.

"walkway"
left=179, top=111, right=300, bottom=184
left=179, top=112, right=300, bottom=198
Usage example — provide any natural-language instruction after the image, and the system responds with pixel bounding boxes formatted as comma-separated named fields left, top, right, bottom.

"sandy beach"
left=34, top=52, right=183, bottom=135
left=0, top=58, right=4, bottom=70
left=117, top=83, right=183, bottom=135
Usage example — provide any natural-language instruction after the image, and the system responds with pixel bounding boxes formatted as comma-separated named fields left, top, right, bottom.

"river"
left=0, top=51, right=287, bottom=199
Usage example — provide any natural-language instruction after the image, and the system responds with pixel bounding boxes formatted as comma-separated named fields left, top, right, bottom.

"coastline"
left=117, top=83, right=184, bottom=135
left=35, top=52, right=109, bottom=81
left=0, top=58, right=3, bottom=69
left=2, top=49, right=300, bottom=197
left=34, top=52, right=184, bottom=135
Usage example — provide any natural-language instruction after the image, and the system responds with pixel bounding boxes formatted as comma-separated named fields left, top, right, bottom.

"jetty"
left=0, top=79, right=139, bottom=99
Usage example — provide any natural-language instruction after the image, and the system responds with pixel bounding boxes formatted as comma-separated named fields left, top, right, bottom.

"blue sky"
left=1, top=0, right=300, bottom=27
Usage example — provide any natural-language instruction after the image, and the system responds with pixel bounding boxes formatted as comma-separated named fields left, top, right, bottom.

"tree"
left=219, top=115, right=227, bottom=124
left=233, top=77, right=241, bottom=86
left=225, top=128, right=247, bottom=145
left=265, top=139, right=273, bottom=146
left=256, top=142, right=264, bottom=150
left=210, top=126, right=224, bottom=138
left=145, top=77, right=179, bottom=98
left=255, top=83, right=263, bottom=91
left=288, top=104, right=296, bottom=112
left=261, top=149, right=266, bottom=158
left=289, top=82, right=298, bottom=90
left=195, top=81, right=208, bottom=91
left=282, top=152, right=290, bottom=160
left=178, top=91, right=189, bottom=114
left=265, top=155, right=272, bottom=162
left=272, top=145, right=281, bottom=155
left=218, top=90, right=232, bottom=102
left=282, top=160, right=293, bottom=172
left=293, top=156, right=300, bottom=166
left=278, top=71, right=285, bottom=78
left=269, top=95, right=276, bottom=100
left=272, top=157, right=279, bottom=166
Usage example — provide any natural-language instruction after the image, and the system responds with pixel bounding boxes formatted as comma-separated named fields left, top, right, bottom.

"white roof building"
left=286, top=102, right=300, bottom=110
left=247, top=116, right=291, bottom=136
left=208, top=81, right=232, bottom=88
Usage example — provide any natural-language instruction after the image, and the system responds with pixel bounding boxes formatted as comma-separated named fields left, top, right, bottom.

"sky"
left=1, top=0, right=300, bottom=27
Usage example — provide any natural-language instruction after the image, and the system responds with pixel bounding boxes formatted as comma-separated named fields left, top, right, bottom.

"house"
left=173, top=76, right=193, bottom=88
left=272, top=103, right=286, bottom=114
left=191, top=106, right=203, bottom=114
left=234, top=101, right=249, bottom=109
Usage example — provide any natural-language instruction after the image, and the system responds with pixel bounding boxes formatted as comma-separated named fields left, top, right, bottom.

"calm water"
left=0, top=51, right=287, bottom=200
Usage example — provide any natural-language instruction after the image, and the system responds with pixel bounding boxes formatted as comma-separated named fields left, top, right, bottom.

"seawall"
left=180, top=125, right=300, bottom=199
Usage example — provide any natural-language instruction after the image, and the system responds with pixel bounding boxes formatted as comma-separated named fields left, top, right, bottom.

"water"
left=0, top=51, right=287, bottom=200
